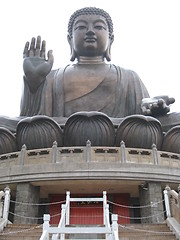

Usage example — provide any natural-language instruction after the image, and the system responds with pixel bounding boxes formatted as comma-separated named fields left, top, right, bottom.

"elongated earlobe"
left=67, top=34, right=77, bottom=62
left=105, top=47, right=111, bottom=61
left=70, top=48, right=76, bottom=61
left=105, top=34, right=114, bottom=62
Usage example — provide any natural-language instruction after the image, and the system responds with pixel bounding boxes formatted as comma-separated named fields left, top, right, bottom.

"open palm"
left=23, top=36, right=54, bottom=92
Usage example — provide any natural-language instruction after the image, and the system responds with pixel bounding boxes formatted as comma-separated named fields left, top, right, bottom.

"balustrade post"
left=52, top=203, right=66, bottom=240
left=163, top=185, right=171, bottom=218
left=43, top=214, right=50, bottom=240
left=0, top=191, right=5, bottom=218
left=86, top=140, right=91, bottom=162
left=19, top=144, right=27, bottom=165
left=60, top=204, right=66, bottom=240
left=105, top=204, right=111, bottom=240
left=106, top=204, right=110, bottom=226
left=66, top=191, right=70, bottom=225
left=177, top=184, right=180, bottom=220
left=52, top=141, right=58, bottom=163
left=152, top=144, right=159, bottom=165
left=112, top=214, right=119, bottom=240
left=120, top=141, right=126, bottom=163
left=2, top=186, right=10, bottom=221
left=103, top=191, right=107, bottom=225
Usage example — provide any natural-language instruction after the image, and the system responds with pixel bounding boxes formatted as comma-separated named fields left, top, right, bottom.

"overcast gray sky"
left=0, top=0, right=180, bottom=116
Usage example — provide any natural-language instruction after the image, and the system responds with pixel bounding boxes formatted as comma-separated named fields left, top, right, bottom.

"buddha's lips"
left=84, top=37, right=97, bottom=42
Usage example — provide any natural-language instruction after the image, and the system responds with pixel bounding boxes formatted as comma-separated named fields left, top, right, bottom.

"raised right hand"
left=23, top=36, right=54, bottom=92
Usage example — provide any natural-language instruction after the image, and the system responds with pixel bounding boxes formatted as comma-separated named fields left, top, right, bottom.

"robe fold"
left=20, top=64, right=150, bottom=118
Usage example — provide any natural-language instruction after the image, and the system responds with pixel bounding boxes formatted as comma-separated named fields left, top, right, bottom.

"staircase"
left=118, top=223, right=176, bottom=240
left=0, top=224, right=43, bottom=240
left=0, top=223, right=176, bottom=240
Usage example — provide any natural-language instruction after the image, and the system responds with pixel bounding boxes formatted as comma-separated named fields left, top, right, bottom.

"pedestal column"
left=139, top=182, right=164, bottom=223
left=14, top=182, right=40, bottom=224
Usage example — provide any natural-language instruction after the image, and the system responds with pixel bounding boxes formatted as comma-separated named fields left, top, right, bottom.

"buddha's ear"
left=105, top=34, right=114, bottom=62
left=67, top=34, right=76, bottom=62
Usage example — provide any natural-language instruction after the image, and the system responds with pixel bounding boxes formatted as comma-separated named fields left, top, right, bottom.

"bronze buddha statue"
left=0, top=7, right=179, bottom=154
left=20, top=7, right=174, bottom=119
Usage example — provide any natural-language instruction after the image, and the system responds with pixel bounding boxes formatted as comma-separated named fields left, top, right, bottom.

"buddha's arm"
left=20, top=36, right=55, bottom=117
left=126, top=70, right=175, bottom=117
left=20, top=77, right=45, bottom=116
left=20, top=70, right=56, bottom=117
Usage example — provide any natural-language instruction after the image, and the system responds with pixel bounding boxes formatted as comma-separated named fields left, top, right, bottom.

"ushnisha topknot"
left=68, top=7, right=114, bottom=38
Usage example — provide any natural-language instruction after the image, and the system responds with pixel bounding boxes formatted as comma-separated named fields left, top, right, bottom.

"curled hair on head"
left=68, top=7, right=114, bottom=38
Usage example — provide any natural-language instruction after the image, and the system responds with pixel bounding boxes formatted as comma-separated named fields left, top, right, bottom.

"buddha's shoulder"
left=46, top=65, right=70, bottom=80
left=113, top=65, right=141, bottom=80
left=112, top=64, right=137, bottom=73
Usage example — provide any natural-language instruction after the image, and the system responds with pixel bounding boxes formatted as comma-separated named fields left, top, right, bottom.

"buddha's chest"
left=64, top=64, right=116, bottom=102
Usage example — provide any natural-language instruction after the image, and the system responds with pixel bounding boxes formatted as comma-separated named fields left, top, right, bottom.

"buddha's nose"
left=86, top=25, right=95, bottom=35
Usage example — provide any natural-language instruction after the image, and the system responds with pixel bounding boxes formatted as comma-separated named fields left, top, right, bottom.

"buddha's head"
left=67, top=7, right=114, bottom=62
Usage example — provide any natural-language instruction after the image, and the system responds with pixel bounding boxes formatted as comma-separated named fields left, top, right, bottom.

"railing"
left=40, top=191, right=119, bottom=240
left=51, top=192, right=70, bottom=240
left=164, top=185, right=180, bottom=222
left=164, top=185, right=180, bottom=239
left=0, top=186, right=11, bottom=232
left=1, top=141, right=180, bottom=169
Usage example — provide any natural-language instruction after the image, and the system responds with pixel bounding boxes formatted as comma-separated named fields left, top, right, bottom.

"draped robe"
left=1, top=64, right=179, bottom=133
left=20, top=64, right=150, bottom=118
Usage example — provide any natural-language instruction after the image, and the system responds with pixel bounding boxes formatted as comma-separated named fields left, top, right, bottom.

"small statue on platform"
left=0, top=7, right=180, bottom=154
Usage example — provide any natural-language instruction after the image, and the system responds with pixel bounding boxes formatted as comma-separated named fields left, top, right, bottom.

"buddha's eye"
left=94, top=25, right=106, bottom=30
left=75, top=25, right=86, bottom=30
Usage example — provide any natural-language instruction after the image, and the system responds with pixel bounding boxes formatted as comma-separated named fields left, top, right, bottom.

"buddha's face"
left=71, top=14, right=111, bottom=58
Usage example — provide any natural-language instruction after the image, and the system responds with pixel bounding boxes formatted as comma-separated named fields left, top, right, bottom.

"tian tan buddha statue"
left=0, top=7, right=180, bottom=154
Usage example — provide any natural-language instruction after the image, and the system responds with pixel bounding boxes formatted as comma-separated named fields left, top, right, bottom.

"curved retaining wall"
left=0, top=144, right=180, bottom=184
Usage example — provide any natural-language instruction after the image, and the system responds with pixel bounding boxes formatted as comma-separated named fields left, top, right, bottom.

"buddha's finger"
left=152, top=102, right=158, bottom=109
left=35, top=36, right=41, bottom=56
left=157, top=99, right=164, bottom=107
left=23, top=42, right=29, bottom=58
left=165, top=106, right=170, bottom=113
left=29, top=37, right=35, bottom=57
left=167, top=97, right=175, bottom=105
left=47, top=50, right=54, bottom=66
left=40, top=40, right=46, bottom=59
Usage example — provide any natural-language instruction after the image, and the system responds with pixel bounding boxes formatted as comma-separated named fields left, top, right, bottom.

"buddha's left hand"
left=141, top=95, right=175, bottom=116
